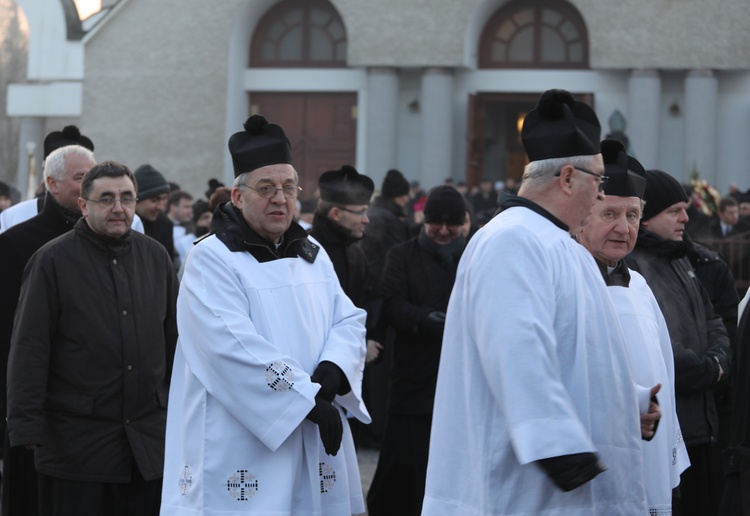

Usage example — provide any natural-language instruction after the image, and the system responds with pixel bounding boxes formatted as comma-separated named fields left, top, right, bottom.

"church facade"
left=9, top=0, right=750, bottom=199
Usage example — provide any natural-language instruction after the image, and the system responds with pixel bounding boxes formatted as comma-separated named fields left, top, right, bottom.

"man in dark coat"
left=0, top=129, right=97, bottom=516
left=367, top=185, right=467, bottom=516
left=7, top=161, right=178, bottom=515
left=625, top=169, right=732, bottom=516
left=134, top=164, right=175, bottom=261
left=310, top=165, right=383, bottom=446
left=356, top=168, right=411, bottom=445
left=720, top=301, right=750, bottom=515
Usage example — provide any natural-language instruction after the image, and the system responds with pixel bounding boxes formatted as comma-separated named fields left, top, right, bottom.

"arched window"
left=479, top=0, right=588, bottom=69
left=250, top=0, right=347, bottom=68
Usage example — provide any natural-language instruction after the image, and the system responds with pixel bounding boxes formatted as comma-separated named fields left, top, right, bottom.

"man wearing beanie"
left=134, top=164, right=175, bottom=262
left=0, top=127, right=97, bottom=516
left=424, top=89, right=649, bottom=515
left=576, top=140, right=689, bottom=515
left=625, top=169, right=732, bottom=516
left=367, top=185, right=467, bottom=516
left=161, top=115, right=371, bottom=515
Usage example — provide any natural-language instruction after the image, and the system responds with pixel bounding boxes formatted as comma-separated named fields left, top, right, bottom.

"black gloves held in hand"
left=536, top=452, right=605, bottom=492
left=311, top=361, right=351, bottom=402
left=422, top=311, right=446, bottom=336
left=306, top=396, right=343, bottom=456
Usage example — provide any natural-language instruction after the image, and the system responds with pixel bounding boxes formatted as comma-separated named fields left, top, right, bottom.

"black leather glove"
left=310, top=361, right=351, bottom=402
left=536, top=452, right=605, bottom=492
left=305, top=396, right=343, bottom=456
left=422, top=311, right=446, bottom=336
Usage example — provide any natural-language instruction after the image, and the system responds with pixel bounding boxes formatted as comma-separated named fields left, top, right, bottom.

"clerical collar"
left=500, top=194, right=569, bottom=232
left=595, top=259, right=631, bottom=287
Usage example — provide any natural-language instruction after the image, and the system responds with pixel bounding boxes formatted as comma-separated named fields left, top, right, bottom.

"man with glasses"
left=423, top=89, right=650, bottom=514
left=7, top=161, right=178, bottom=515
left=161, top=115, right=371, bottom=515
left=367, top=185, right=468, bottom=516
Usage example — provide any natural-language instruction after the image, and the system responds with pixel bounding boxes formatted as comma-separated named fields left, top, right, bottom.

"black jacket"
left=380, top=231, right=465, bottom=415
left=142, top=211, right=175, bottom=261
left=357, top=196, right=409, bottom=287
left=0, top=194, right=79, bottom=414
left=310, top=212, right=381, bottom=338
left=7, top=219, right=178, bottom=482
left=625, top=229, right=731, bottom=447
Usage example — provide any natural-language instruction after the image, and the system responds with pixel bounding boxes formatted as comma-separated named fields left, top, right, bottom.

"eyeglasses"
left=84, top=196, right=138, bottom=208
left=426, top=221, right=460, bottom=230
left=337, top=206, right=368, bottom=217
left=555, top=166, right=609, bottom=192
left=239, top=184, right=302, bottom=199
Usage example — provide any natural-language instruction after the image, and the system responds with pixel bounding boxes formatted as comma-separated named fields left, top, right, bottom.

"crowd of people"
left=0, top=89, right=749, bottom=515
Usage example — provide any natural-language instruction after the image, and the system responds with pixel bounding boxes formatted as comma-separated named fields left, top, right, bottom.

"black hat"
left=423, top=185, right=466, bottom=226
left=228, top=115, right=292, bottom=178
left=521, top=89, right=601, bottom=162
left=43, top=125, right=94, bottom=159
left=600, top=139, right=647, bottom=199
left=381, top=169, right=410, bottom=198
left=0, top=180, right=10, bottom=198
left=319, top=165, right=374, bottom=205
left=134, top=164, right=170, bottom=200
left=642, top=169, right=689, bottom=221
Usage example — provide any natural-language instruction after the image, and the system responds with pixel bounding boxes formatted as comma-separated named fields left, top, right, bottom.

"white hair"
left=521, top=155, right=599, bottom=190
left=43, top=145, right=95, bottom=187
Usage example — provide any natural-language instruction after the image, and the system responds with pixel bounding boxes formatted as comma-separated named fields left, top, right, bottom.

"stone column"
left=16, top=117, right=45, bottom=200
left=365, top=67, right=399, bottom=187
left=626, top=69, right=661, bottom=169
left=685, top=69, right=718, bottom=184
left=420, top=67, right=454, bottom=188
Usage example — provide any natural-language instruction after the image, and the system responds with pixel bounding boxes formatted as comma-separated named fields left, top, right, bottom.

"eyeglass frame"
left=82, top=195, right=138, bottom=208
left=238, top=184, right=303, bottom=199
left=555, top=166, right=609, bottom=192
left=425, top=220, right=461, bottom=230
left=335, top=206, right=369, bottom=217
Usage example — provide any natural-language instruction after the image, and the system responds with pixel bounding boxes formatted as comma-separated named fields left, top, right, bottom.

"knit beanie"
left=381, top=169, right=410, bottom=198
left=423, top=185, right=466, bottom=225
left=134, top=164, right=170, bottom=200
left=642, top=169, right=689, bottom=221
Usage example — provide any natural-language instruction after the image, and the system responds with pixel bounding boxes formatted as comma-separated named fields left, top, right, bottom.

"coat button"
left=112, top=259, right=117, bottom=265
left=127, top=365, right=133, bottom=371
left=122, top=310, right=127, bottom=316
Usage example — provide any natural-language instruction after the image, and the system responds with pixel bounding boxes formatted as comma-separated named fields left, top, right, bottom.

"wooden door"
left=250, top=93, right=357, bottom=200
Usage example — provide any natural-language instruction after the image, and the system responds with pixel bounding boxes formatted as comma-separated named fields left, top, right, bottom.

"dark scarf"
left=635, top=228, right=688, bottom=259
left=417, top=228, right=466, bottom=268
left=46, top=192, right=82, bottom=227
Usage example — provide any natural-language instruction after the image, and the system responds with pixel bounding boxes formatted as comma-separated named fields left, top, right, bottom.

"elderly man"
left=367, top=185, right=468, bottom=516
left=625, top=169, right=732, bottom=516
left=161, top=115, right=370, bottom=515
left=0, top=130, right=96, bottom=516
left=422, top=89, right=651, bottom=515
left=576, top=139, right=689, bottom=514
left=7, top=161, right=178, bottom=515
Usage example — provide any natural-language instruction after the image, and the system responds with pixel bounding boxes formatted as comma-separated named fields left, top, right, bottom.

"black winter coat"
left=311, top=213, right=381, bottom=338
left=626, top=229, right=731, bottom=447
left=7, top=219, right=178, bottom=482
left=380, top=232, right=465, bottom=415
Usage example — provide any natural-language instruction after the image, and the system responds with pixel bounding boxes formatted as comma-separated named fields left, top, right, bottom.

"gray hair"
left=232, top=168, right=300, bottom=189
left=43, top=145, right=95, bottom=186
left=521, top=155, right=599, bottom=190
